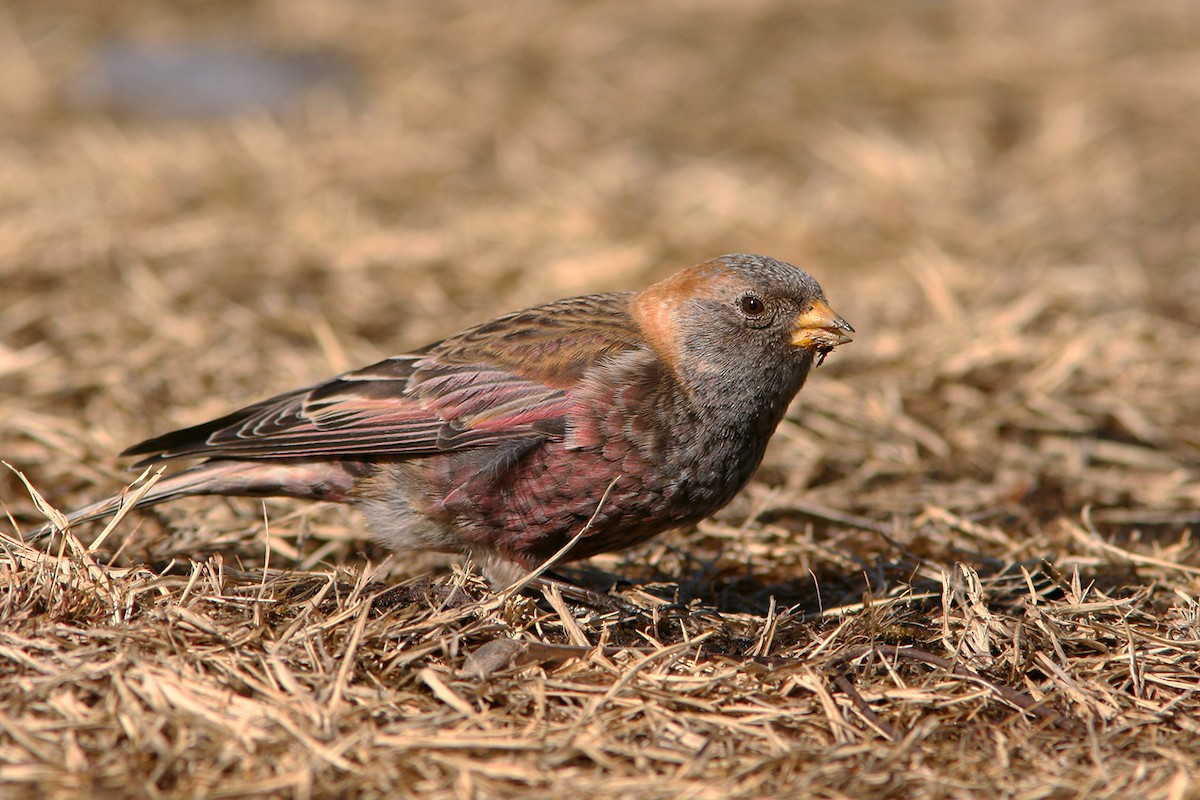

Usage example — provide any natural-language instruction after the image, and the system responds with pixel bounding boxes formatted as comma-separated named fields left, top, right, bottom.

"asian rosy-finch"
left=30, top=254, right=853, bottom=585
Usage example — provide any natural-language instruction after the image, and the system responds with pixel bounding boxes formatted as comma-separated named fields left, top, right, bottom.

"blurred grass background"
left=4, top=0, right=1196, bottom=508
left=2, top=1, right=1199, bottom=797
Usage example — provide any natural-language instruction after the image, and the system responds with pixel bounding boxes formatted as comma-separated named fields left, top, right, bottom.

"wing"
left=122, top=292, right=644, bottom=465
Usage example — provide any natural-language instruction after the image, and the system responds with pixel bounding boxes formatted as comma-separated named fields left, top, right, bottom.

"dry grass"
left=2, top=1, right=1199, bottom=797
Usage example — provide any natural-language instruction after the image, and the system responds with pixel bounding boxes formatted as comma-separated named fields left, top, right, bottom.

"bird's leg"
left=530, top=571, right=648, bottom=622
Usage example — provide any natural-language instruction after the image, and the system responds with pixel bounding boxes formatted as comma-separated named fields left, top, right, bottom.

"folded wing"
left=122, top=293, right=643, bottom=465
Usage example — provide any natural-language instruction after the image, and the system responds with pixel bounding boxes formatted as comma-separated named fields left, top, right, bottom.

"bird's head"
left=632, top=254, right=853, bottom=391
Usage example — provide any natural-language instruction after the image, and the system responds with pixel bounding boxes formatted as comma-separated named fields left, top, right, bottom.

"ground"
left=1, top=1, right=1199, bottom=798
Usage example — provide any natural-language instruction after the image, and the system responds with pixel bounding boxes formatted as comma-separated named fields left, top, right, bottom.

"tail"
left=22, top=459, right=360, bottom=545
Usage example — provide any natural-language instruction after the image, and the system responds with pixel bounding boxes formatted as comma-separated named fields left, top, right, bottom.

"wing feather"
left=122, top=292, right=643, bottom=465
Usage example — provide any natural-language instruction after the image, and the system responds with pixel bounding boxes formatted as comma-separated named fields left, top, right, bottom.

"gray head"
left=632, top=253, right=853, bottom=385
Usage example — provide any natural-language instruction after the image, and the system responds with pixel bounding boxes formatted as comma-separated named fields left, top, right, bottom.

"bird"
left=28, top=254, right=853, bottom=587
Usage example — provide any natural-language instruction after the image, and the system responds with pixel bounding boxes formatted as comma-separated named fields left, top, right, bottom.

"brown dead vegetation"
left=2, top=1, right=1199, bottom=798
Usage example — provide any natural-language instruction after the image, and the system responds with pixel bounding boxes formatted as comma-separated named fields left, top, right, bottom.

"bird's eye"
left=740, top=295, right=766, bottom=316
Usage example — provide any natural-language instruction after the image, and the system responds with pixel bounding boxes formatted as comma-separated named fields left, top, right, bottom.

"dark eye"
left=740, top=295, right=766, bottom=316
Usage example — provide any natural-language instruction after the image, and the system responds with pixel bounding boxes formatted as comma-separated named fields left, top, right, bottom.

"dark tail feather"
left=22, top=459, right=359, bottom=545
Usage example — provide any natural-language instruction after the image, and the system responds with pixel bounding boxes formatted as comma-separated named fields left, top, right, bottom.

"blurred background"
left=1, top=0, right=1197, bottom=576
